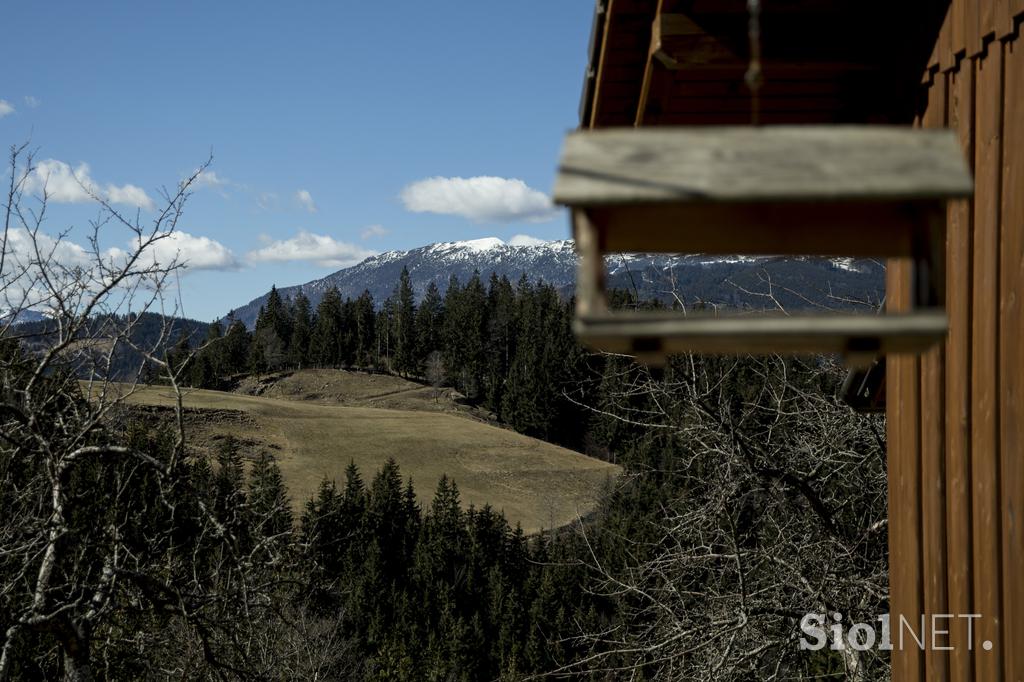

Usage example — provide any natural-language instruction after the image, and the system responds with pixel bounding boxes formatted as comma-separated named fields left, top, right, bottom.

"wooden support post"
left=913, top=204, right=949, bottom=308
left=573, top=209, right=607, bottom=319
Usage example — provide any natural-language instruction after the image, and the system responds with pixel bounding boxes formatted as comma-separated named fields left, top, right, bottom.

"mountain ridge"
left=223, top=237, right=885, bottom=329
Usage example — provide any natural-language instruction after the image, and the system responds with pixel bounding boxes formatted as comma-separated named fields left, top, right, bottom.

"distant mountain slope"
left=224, top=237, right=885, bottom=328
left=1, top=308, right=49, bottom=325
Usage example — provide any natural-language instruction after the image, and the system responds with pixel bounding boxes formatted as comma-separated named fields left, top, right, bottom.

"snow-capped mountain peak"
left=223, top=237, right=883, bottom=329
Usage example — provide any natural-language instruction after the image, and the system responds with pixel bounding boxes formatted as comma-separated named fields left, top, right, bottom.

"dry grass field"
left=234, top=368, right=491, bottom=417
left=111, top=372, right=619, bottom=533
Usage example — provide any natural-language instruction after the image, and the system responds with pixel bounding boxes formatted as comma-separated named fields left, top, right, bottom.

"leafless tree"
left=555, top=350, right=889, bottom=681
left=425, top=350, right=446, bottom=402
left=0, top=142, right=329, bottom=680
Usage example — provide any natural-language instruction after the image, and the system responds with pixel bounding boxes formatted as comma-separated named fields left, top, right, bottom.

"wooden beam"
left=554, top=127, right=974, bottom=206
left=573, top=210, right=607, bottom=319
left=586, top=201, right=926, bottom=257
left=634, top=0, right=666, bottom=126
left=919, top=70, right=948, bottom=681
left=944, top=62, right=974, bottom=682
left=887, top=255, right=925, bottom=681
left=999, top=32, right=1024, bottom=682
left=574, top=310, right=948, bottom=363
left=970, top=45, right=1003, bottom=682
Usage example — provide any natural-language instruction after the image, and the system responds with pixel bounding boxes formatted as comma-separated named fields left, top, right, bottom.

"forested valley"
left=2, top=266, right=890, bottom=680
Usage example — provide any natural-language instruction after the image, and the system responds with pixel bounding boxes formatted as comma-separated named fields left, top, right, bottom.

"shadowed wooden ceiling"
left=582, top=0, right=953, bottom=128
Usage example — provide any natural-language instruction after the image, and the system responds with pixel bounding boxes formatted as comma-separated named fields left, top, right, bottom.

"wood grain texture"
left=944, top=62, right=975, bottom=682
left=939, top=2, right=955, bottom=72
left=554, top=127, right=973, bottom=206
left=920, top=71, right=950, bottom=682
left=951, top=0, right=965, bottom=60
left=574, top=310, right=948, bottom=358
left=573, top=210, right=607, bottom=319
left=971, top=44, right=1003, bottom=682
left=998, top=35, right=1023, bottom=682
left=587, top=201, right=924, bottom=257
left=966, top=0, right=982, bottom=58
left=888, top=256, right=925, bottom=682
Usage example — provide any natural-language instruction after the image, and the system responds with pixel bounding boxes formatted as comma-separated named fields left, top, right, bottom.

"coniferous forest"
left=2, top=265, right=890, bottom=680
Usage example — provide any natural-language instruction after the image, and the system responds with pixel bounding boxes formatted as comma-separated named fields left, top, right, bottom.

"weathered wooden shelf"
left=575, top=311, right=949, bottom=365
left=553, top=125, right=972, bottom=363
left=554, top=126, right=973, bottom=206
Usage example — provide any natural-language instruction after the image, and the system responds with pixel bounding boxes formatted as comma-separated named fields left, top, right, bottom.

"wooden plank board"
left=966, top=0, right=982, bottom=59
left=664, top=96, right=846, bottom=113
left=652, top=111, right=840, bottom=125
left=999, top=35, right=1024, bottom=682
left=944, top=63, right=975, bottom=682
left=887, top=256, right=925, bottom=682
left=951, top=0, right=965, bottom=60
left=971, top=46, right=1003, bottom=682
left=919, top=71, right=949, bottom=682
left=554, top=127, right=973, bottom=206
left=938, top=2, right=955, bottom=72
left=981, top=0, right=997, bottom=42
left=634, top=0, right=665, bottom=126
left=587, top=201, right=923, bottom=257
left=996, top=0, right=1013, bottom=40
left=573, top=310, right=948, bottom=358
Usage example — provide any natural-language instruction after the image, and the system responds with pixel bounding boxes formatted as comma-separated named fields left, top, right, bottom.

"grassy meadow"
left=109, top=370, right=619, bottom=533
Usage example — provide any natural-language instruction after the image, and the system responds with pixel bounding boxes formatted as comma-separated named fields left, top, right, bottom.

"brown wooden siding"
left=889, top=7, right=1024, bottom=681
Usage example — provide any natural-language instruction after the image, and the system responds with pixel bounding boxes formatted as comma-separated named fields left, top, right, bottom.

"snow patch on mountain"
left=223, top=237, right=885, bottom=329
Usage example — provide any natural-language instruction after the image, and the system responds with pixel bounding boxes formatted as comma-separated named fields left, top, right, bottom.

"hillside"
left=120, top=375, right=619, bottom=533
left=224, top=237, right=885, bottom=327
left=233, top=368, right=495, bottom=418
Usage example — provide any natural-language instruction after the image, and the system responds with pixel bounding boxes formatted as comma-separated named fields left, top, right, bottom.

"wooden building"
left=571, top=1, right=1023, bottom=679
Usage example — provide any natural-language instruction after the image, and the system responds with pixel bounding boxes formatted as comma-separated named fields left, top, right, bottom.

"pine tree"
left=248, top=452, right=293, bottom=542
left=252, top=286, right=291, bottom=371
left=213, top=437, right=250, bottom=552
left=310, top=288, right=343, bottom=367
left=302, top=478, right=341, bottom=577
left=376, top=299, right=394, bottom=371
left=484, top=274, right=516, bottom=412
left=414, top=280, right=444, bottom=369
left=354, top=290, right=375, bottom=368
left=166, top=334, right=193, bottom=382
left=392, top=267, right=417, bottom=376
left=221, top=318, right=251, bottom=375
left=199, top=320, right=225, bottom=379
left=442, top=272, right=487, bottom=398
left=288, top=291, right=313, bottom=368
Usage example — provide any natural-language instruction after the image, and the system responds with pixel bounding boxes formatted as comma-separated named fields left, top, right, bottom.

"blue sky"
left=1, top=1, right=592, bottom=321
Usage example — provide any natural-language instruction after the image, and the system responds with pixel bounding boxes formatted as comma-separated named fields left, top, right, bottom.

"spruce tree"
left=354, top=290, right=375, bottom=368
left=221, top=318, right=251, bottom=375
left=288, top=291, right=313, bottom=368
left=414, top=280, right=444, bottom=368
left=310, top=288, right=343, bottom=367
left=392, top=267, right=417, bottom=376
left=484, top=274, right=516, bottom=412
left=248, top=452, right=293, bottom=542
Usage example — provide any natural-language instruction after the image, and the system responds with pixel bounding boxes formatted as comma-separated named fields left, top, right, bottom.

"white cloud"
left=361, top=224, right=389, bottom=240
left=136, top=231, right=238, bottom=271
left=0, top=100, right=14, bottom=118
left=400, top=175, right=559, bottom=223
left=508, top=234, right=548, bottom=247
left=23, top=95, right=40, bottom=108
left=295, top=189, right=316, bottom=213
left=247, top=231, right=375, bottom=268
left=257, top=192, right=278, bottom=210
left=194, top=170, right=229, bottom=189
left=22, top=159, right=155, bottom=210
left=1, top=227, right=235, bottom=313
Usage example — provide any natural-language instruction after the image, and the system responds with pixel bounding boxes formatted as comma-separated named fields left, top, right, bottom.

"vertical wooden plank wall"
left=889, top=4, right=1023, bottom=681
